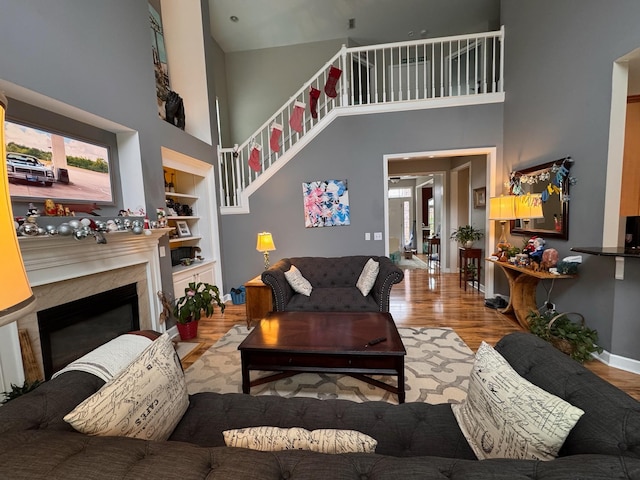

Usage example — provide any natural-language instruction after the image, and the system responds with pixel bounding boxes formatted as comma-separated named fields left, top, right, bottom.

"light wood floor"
left=181, top=258, right=640, bottom=401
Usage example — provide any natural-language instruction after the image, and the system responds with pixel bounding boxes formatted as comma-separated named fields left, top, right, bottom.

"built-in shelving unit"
left=161, top=147, right=223, bottom=301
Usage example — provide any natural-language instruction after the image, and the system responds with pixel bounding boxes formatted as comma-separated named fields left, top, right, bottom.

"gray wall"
left=501, top=0, right=640, bottom=359
left=220, top=103, right=503, bottom=291
left=225, top=39, right=346, bottom=144
left=0, top=0, right=220, bottom=296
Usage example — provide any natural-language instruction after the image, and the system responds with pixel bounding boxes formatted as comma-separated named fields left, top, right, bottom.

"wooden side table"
left=459, top=247, right=482, bottom=291
left=427, top=237, right=440, bottom=266
left=487, top=259, right=575, bottom=329
left=244, top=275, right=273, bottom=328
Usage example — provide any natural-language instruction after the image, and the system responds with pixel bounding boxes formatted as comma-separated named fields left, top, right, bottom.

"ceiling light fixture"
left=230, top=15, right=239, bottom=23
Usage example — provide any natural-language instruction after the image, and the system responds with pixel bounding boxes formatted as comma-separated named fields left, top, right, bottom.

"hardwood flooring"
left=181, top=257, right=640, bottom=401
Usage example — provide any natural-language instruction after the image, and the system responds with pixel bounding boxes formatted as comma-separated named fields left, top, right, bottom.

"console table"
left=244, top=275, right=273, bottom=328
left=487, top=259, right=575, bottom=329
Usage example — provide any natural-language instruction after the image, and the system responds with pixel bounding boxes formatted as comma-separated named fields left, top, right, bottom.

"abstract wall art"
left=302, top=179, right=350, bottom=228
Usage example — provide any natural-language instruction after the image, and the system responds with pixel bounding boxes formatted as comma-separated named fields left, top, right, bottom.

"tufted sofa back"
left=290, top=256, right=377, bottom=288
left=262, top=256, right=404, bottom=312
left=495, top=332, right=640, bottom=459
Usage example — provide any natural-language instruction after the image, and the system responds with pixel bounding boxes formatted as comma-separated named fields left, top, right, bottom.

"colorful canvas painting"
left=303, top=179, right=350, bottom=228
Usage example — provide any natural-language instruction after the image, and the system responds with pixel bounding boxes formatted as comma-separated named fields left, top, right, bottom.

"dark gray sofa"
left=1, top=332, right=640, bottom=479
left=261, top=255, right=404, bottom=312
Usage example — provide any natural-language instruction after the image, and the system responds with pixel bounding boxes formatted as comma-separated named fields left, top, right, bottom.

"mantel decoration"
left=173, top=282, right=225, bottom=340
left=14, top=202, right=154, bottom=244
left=507, top=156, right=576, bottom=203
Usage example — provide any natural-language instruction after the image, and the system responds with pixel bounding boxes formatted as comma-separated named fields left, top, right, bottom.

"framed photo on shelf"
left=473, top=187, right=486, bottom=208
left=175, top=220, right=191, bottom=238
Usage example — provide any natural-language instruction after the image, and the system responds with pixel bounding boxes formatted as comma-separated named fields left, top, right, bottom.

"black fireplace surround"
left=38, top=283, right=140, bottom=379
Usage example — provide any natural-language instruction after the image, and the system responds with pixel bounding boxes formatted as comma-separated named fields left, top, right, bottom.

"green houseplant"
left=527, top=310, right=603, bottom=363
left=173, top=282, right=225, bottom=340
left=450, top=225, right=484, bottom=247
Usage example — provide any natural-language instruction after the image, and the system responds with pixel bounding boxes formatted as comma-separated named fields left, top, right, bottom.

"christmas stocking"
left=289, top=101, right=305, bottom=133
left=309, top=87, right=321, bottom=118
left=324, top=66, right=342, bottom=98
left=269, top=123, right=283, bottom=152
left=248, top=143, right=262, bottom=172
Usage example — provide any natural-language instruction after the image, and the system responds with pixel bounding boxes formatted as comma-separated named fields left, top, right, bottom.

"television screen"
left=4, top=119, right=114, bottom=204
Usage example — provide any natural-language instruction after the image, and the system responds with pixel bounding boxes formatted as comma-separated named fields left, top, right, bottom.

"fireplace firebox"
left=38, top=283, right=140, bottom=379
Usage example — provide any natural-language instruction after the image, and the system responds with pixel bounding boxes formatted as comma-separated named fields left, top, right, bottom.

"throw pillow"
left=51, top=333, right=153, bottom=382
left=451, top=341, right=584, bottom=461
left=284, top=265, right=313, bottom=296
left=223, top=426, right=377, bottom=454
left=356, top=258, right=380, bottom=296
left=64, top=332, right=188, bottom=442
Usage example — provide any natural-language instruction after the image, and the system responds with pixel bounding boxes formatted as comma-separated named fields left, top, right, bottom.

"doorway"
left=383, top=147, right=498, bottom=296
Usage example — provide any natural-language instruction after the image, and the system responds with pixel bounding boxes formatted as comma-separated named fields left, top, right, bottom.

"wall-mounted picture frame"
left=302, top=179, right=350, bottom=228
left=175, top=220, right=191, bottom=237
left=473, top=187, right=486, bottom=208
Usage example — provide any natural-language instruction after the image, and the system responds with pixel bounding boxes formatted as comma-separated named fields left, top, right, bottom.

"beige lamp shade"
left=0, top=93, right=36, bottom=327
left=488, top=195, right=517, bottom=221
left=256, top=232, right=276, bottom=252
left=515, top=194, right=544, bottom=220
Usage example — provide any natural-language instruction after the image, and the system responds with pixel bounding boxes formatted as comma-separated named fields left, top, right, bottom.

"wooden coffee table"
left=238, top=311, right=407, bottom=403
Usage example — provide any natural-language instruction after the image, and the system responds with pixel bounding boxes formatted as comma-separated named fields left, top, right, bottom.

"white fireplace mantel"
left=0, top=228, right=170, bottom=392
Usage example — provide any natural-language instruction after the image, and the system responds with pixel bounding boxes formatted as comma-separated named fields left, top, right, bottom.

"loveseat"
left=1, top=332, right=639, bottom=479
left=261, top=255, right=403, bottom=312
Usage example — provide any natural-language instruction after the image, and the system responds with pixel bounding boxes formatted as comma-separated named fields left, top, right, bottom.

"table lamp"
left=256, top=232, right=276, bottom=270
left=515, top=193, right=544, bottom=229
left=0, top=93, right=36, bottom=327
left=489, top=195, right=517, bottom=244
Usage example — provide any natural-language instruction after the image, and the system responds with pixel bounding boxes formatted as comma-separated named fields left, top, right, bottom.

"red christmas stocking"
left=324, top=66, right=342, bottom=98
left=289, top=101, right=305, bottom=133
left=269, top=123, right=283, bottom=152
left=309, top=87, right=321, bottom=118
left=248, top=144, right=262, bottom=172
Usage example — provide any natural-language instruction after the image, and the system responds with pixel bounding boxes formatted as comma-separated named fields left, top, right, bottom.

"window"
left=428, top=198, right=435, bottom=235
left=388, top=187, right=412, bottom=198
left=403, top=200, right=411, bottom=246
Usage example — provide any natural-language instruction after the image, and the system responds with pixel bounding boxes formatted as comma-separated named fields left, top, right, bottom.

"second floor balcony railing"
left=219, top=27, right=504, bottom=211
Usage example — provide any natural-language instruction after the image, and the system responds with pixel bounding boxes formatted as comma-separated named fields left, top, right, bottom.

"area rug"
left=185, top=325, right=475, bottom=404
left=396, top=255, right=430, bottom=270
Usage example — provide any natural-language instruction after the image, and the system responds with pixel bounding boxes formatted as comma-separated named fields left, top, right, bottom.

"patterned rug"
left=396, top=255, right=430, bottom=270
left=185, top=325, right=475, bottom=404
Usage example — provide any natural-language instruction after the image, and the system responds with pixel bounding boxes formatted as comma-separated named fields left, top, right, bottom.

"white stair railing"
left=219, top=27, right=504, bottom=210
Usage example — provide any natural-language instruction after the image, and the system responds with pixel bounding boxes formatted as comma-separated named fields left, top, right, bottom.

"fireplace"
left=0, top=228, right=169, bottom=391
left=38, top=283, right=140, bottom=379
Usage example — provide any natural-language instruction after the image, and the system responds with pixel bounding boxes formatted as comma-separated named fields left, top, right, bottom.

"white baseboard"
left=593, top=349, right=640, bottom=375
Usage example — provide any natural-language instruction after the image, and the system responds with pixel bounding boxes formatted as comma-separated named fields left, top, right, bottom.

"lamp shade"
left=256, top=232, right=276, bottom=252
left=515, top=194, right=544, bottom=220
left=488, top=195, right=517, bottom=221
left=0, top=93, right=36, bottom=327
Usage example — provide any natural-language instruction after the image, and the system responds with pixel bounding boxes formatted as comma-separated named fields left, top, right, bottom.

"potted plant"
left=527, top=310, right=603, bottom=363
left=450, top=225, right=484, bottom=247
left=173, top=281, right=225, bottom=340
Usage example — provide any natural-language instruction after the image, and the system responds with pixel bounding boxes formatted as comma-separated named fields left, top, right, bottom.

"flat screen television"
left=4, top=118, right=114, bottom=204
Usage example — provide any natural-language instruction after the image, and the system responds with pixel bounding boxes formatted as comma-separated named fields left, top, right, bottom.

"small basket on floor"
left=230, top=286, right=246, bottom=305
left=547, top=312, right=585, bottom=356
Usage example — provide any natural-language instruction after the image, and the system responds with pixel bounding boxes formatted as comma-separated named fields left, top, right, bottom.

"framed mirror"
left=509, top=159, right=572, bottom=240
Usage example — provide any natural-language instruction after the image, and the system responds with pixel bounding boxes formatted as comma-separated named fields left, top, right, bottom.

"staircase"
left=219, top=27, right=504, bottom=214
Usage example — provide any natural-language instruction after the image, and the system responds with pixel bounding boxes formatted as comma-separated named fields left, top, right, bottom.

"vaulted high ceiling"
left=208, top=0, right=501, bottom=53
